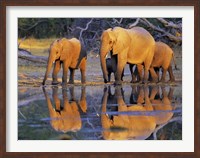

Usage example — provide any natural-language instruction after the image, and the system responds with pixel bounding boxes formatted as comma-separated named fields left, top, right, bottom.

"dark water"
left=18, top=85, right=182, bottom=140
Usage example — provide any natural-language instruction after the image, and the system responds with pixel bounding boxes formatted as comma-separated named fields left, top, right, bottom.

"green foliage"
left=18, top=18, right=74, bottom=38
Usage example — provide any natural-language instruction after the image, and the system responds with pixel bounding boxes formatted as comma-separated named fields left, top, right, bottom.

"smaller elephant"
left=106, top=58, right=124, bottom=82
left=42, top=38, right=87, bottom=86
left=149, top=42, right=177, bottom=82
left=130, top=42, right=177, bottom=83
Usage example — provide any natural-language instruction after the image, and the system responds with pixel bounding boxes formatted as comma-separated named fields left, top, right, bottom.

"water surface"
left=18, top=85, right=182, bottom=140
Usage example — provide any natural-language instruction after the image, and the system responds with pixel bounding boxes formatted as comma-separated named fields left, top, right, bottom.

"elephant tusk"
left=53, top=61, right=55, bottom=64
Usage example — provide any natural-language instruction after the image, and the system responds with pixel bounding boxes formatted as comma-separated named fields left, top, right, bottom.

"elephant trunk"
left=100, top=48, right=109, bottom=83
left=42, top=57, right=53, bottom=85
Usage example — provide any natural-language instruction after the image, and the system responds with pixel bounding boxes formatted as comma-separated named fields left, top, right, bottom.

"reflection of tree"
left=42, top=86, right=87, bottom=133
left=101, top=85, right=181, bottom=140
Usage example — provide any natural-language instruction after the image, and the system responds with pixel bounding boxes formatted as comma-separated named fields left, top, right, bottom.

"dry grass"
left=18, top=38, right=57, bottom=56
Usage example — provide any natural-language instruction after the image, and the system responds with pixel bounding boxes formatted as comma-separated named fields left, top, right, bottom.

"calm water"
left=18, top=85, right=182, bottom=140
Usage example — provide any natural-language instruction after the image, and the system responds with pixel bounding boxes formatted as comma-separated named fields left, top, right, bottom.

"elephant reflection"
left=149, top=86, right=175, bottom=125
left=101, top=85, right=156, bottom=140
left=101, top=85, right=176, bottom=140
left=43, top=86, right=87, bottom=133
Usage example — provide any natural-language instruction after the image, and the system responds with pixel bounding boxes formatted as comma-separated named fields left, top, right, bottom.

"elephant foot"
left=168, top=79, right=175, bottom=83
left=151, top=79, right=158, bottom=83
left=130, top=79, right=138, bottom=83
left=159, top=79, right=166, bottom=83
left=81, top=79, right=86, bottom=84
left=104, top=79, right=108, bottom=83
left=114, top=80, right=122, bottom=85
left=142, top=80, right=149, bottom=85
left=61, top=82, right=68, bottom=87
left=68, top=80, right=74, bottom=84
left=52, top=81, right=59, bottom=85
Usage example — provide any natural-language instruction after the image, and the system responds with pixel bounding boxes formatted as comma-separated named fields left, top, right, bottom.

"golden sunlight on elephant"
left=149, top=42, right=177, bottom=82
left=42, top=38, right=87, bottom=86
left=100, top=27, right=156, bottom=84
left=42, top=86, right=87, bottom=133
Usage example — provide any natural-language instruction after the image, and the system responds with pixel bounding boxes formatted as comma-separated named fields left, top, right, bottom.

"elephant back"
left=128, top=27, right=155, bottom=44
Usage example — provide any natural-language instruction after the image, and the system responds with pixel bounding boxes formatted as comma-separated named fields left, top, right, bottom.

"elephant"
left=149, top=41, right=177, bottom=82
left=129, top=42, right=177, bottom=83
left=42, top=86, right=87, bottom=133
left=106, top=57, right=124, bottom=82
left=101, top=85, right=156, bottom=140
left=100, top=26, right=156, bottom=85
left=42, top=38, right=87, bottom=86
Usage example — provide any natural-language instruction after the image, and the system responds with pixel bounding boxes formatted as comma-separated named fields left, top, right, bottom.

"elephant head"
left=100, top=27, right=130, bottom=83
left=42, top=39, right=63, bottom=85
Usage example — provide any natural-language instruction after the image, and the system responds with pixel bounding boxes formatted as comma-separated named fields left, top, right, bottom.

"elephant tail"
left=172, top=53, right=178, bottom=70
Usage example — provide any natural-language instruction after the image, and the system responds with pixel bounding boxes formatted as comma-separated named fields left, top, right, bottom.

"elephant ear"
left=59, top=39, right=66, bottom=61
left=112, top=28, right=130, bottom=55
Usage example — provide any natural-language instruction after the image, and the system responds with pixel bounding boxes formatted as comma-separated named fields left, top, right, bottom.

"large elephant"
left=42, top=38, right=87, bottom=85
left=42, top=86, right=87, bottom=133
left=101, top=86, right=156, bottom=140
left=150, top=42, right=177, bottom=82
left=100, top=27, right=156, bottom=84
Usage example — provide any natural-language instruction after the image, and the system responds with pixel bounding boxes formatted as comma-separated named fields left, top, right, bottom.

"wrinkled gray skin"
left=106, top=58, right=124, bottom=82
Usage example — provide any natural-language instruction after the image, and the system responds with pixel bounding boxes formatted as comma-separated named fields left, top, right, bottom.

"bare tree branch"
left=76, top=18, right=93, bottom=44
left=141, top=18, right=182, bottom=43
left=129, top=18, right=140, bottom=28
left=18, top=48, right=47, bottom=64
left=157, top=18, right=182, bottom=29
left=112, top=18, right=123, bottom=24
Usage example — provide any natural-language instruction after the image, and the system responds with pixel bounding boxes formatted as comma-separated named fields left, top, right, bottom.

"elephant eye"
left=109, top=40, right=112, bottom=45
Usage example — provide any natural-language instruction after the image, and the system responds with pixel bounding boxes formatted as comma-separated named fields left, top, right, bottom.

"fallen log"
left=18, top=48, right=48, bottom=64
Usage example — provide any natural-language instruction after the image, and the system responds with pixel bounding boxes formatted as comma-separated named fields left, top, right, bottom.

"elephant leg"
left=155, top=67, right=160, bottom=81
left=130, top=64, right=137, bottom=83
left=79, top=86, right=87, bottom=113
left=168, top=87, right=174, bottom=100
left=168, top=65, right=175, bottom=82
left=130, top=85, right=137, bottom=104
left=137, top=64, right=143, bottom=83
left=52, top=86, right=61, bottom=112
left=68, top=68, right=75, bottom=84
left=149, top=86, right=159, bottom=100
left=114, top=59, right=126, bottom=85
left=62, top=62, right=69, bottom=86
left=160, top=68, right=167, bottom=82
left=149, top=67, right=158, bottom=83
left=137, top=86, right=144, bottom=104
left=69, top=86, right=75, bottom=101
left=121, top=68, right=125, bottom=81
left=79, top=57, right=86, bottom=84
left=52, top=60, right=61, bottom=85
